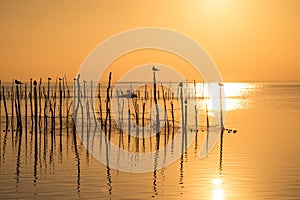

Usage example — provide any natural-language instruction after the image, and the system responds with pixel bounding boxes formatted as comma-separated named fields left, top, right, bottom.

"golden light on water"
left=212, top=178, right=222, bottom=185
left=196, top=82, right=256, bottom=112
left=213, top=188, right=224, bottom=200
left=223, top=82, right=256, bottom=111
left=212, top=178, right=224, bottom=200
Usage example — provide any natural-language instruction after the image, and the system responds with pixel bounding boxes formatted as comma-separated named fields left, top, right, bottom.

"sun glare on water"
left=196, top=82, right=255, bottom=111
left=212, top=178, right=224, bottom=200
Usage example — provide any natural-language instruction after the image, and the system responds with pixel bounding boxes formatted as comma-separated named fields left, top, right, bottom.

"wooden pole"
left=170, top=101, right=175, bottom=140
left=90, top=81, right=97, bottom=124
left=15, top=85, right=22, bottom=130
left=184, top=99, right=187, bottom=150
left=2, top=86, right=9, bottom=125
left=194, top=105, right=198, bottom=132
left=30, top=79, right=33, bottom=125
left=11, top=80, right=14, bottom=132
left=47, top=78, right=51, bottom=100
left=104, top=72, right=112, bottom=137
left=161, top=84, right=167, bottom=145
left=39, top=78, right=42, bottom=127
left=59, top=78, right=63, bottom=130
left=179, top=82, right=184, bottom=147
left=33, top=80, right=38, bottom=182
left=98, top=83, right=103, bottom=127
left=142, top=102, right=146, bottom=151
left=219, top=125, right=224, bottom=172
left=144, top=84, right=148, bottom=100
left=153, top=70, right=160, bottom=138
left=25, top=84, right=27, bottom=133
left=127, top=98, right=131, bottom=151
left=206, top=104, right=209, bottom=155
left=0, top=79, right=1, bottom=120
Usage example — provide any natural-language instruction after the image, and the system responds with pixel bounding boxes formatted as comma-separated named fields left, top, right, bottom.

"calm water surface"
left=0, top=82, right=299, bottom=199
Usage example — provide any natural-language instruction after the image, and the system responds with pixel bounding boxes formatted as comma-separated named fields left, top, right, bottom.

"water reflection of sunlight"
left=223, top=82, right=255, bottom=111
left=212, top=178, right=224, bottom=200
left=212, top=178, right=222, bottom=185
left=196, top=82, right=255, bottom=111
left=213, top=188, right=224, bottom=200
left=224, top=82, right=254, bottom=97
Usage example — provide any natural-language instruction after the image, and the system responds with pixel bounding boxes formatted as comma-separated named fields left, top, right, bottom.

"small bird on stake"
left=218, top=82, right=224, bottom=87
left=152, top=66, right=160, bottom=72
left=15, top=79, right=23, bottom=85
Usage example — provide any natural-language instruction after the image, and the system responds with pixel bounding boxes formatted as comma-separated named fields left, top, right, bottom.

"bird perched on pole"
left=15, top=79, right=23, bottom=85
left=218, top=82, right=224, bottom=87
left=152, top=66, right=160, bottom=72
left=119, top=90, right=137, bottom=98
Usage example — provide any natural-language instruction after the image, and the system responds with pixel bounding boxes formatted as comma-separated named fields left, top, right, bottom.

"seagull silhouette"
left=15, top=80, right=23, bottom=85
left=218, top=82, right=224, bottom=87
left=119, top=90, right=137, bottom=98
left=152, top=66, right=160, bottom=71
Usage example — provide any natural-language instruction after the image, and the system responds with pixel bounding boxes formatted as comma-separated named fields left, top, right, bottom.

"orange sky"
left=0, top=0, right=300, bottom=82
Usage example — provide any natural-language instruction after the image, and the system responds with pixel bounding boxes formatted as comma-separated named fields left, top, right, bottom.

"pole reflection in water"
left=211, top=125, right=225, bottom=200
left=0, top=77, right=240, bottom=199
left=72, top=123, right=81, bottom=195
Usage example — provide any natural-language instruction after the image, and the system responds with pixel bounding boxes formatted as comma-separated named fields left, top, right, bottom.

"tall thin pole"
left=152, top=67, right=160, bottom=137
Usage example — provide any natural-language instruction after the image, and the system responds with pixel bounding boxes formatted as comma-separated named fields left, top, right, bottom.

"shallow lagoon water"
left=0, top=82, right=299, bottom=199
